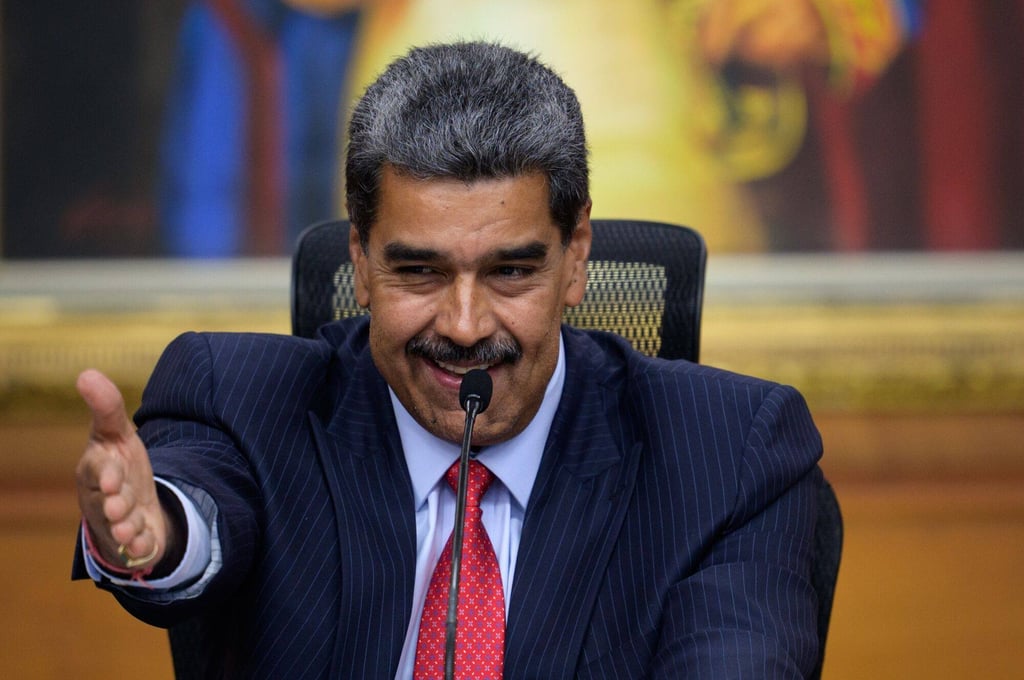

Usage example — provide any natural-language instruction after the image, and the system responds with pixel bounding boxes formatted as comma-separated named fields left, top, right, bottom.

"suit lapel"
left=309, top=346, right=417, bottom=678
left=505, top=329, right=642, bottom=678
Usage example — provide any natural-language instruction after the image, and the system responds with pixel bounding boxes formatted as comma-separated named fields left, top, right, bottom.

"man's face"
left=351, top=168, right=591, bottom=445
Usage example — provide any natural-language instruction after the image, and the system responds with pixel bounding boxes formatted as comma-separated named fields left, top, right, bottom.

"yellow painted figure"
left=344, top=0, right=908, bottom=253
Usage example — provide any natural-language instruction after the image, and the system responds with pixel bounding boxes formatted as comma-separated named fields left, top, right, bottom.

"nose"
left=434, top=274, right=498, bottom=347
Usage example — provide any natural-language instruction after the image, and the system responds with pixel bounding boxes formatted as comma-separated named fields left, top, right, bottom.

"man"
left=75, top=42, right=824, bottom=678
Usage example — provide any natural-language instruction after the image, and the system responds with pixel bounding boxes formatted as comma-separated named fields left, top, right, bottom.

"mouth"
left=435, top=360, right=494, bottom=376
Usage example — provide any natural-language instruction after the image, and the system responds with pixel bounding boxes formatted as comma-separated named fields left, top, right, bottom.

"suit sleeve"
left=75, top=332, right=265, bottom=627
left=651, top=383, right=824, bottom=679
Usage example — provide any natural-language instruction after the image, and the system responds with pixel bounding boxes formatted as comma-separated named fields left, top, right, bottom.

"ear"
left=563, top=203, right=592, bottom=308
left=349, top=224, right=371, bottom=308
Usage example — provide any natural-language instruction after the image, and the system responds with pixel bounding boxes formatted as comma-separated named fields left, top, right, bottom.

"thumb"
left=77, top=369, right=134, bottom=442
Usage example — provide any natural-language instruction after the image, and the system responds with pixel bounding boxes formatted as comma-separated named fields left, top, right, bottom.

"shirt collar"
left=392, top=333, right=566, bottom=512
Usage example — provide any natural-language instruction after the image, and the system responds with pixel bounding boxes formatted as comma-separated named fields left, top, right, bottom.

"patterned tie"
left=414, top=460, right=505, bottom=680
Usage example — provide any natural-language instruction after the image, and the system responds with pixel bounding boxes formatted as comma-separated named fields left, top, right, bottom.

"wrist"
left=81, top=518, right=158, bottom=582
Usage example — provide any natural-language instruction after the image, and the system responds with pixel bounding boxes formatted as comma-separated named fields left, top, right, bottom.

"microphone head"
left=459, top=369, right=493, bottom=414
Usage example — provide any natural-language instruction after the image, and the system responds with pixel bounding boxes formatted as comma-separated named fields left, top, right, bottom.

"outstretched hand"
left=76, top=369, right=171, bottom=572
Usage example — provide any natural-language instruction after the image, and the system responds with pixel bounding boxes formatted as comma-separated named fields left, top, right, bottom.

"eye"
left=493, top=265, right=534, bottom=279
left=395, top=265, right=439, bottom=277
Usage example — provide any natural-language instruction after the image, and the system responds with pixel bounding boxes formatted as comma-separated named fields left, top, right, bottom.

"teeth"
left=437, top=361, right=491, bottom=375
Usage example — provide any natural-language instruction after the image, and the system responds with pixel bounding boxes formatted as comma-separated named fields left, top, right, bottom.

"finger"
left=103, top=488, right=133, bottom=524
left=95, top=454, right=127, bottom=496
left=110, top=512, right=146, bottom=546
left=77, top=369, right=134, bottom=442
left=76, top=439, right=125, bottom=505
left=121, top=529, right=158, bottom=564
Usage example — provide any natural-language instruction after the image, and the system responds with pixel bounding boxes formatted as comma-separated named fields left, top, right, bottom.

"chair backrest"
left=290, top=218, right=707, bottom=361
left=810, top=477, right=844, bottom=680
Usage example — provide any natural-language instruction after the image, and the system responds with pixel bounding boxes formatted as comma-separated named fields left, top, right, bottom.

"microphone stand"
left=444, top=397, right=481, bottom=680
left=444, top=369, right=492, bottom=680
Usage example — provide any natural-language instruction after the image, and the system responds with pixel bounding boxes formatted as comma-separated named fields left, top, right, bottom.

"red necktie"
left=414, top=460, right=505, bottom=679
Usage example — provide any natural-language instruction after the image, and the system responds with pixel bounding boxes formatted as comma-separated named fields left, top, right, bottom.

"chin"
left=470, top=413, right=521, bottom=447
left=418, top=409, right=467, bottom=445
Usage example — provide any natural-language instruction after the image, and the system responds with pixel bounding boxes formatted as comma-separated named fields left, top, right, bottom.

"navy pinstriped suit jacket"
left=76, top=317, right=823, bottom=678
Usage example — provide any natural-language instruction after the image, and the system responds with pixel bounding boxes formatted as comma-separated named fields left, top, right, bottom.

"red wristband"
left=81, top=518, right=155, bottom=584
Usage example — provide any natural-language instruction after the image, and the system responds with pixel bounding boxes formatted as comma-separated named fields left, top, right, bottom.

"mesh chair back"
left=291, top=219, right=707, bottom=362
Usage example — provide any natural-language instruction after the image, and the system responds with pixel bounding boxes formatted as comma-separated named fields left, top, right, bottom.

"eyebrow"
left=496, top=241, right=548, bottom=261
left=382, top=242, right=440, bottom=262
left=382, top=240, right=549, bottom=262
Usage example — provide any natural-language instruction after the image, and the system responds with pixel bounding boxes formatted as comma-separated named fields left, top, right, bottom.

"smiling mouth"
left=434, top=360, right=494, bottom=376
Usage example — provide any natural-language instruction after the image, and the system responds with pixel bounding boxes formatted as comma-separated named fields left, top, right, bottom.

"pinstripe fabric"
left=74, top=317, right=822, bottom=678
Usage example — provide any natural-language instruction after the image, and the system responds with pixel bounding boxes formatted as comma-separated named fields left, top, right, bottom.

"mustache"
left=406, top=334, right=523, bottom=365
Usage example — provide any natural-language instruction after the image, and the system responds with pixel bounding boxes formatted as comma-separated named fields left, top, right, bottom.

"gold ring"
left=118, top=542, right=160, bottom=569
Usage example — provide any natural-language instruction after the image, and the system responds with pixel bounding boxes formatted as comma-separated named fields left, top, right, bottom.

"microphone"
left=444, top=368, right=493, bottom=680
left=458, top=367, right=493, bottom=415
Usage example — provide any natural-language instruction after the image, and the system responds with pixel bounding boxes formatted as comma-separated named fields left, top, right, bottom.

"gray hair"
left=345, top=41, right=590, bottom=248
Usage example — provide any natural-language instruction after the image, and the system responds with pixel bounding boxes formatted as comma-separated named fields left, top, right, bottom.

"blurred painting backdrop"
left=4, top=0, right=1022, bottom=258
left=3, top=3, right=1024, bottom=679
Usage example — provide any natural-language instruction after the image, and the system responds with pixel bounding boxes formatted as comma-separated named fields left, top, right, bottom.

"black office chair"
left=170, top=218, right=842, bottom=679
left=812, top=476, right=844, bottom=679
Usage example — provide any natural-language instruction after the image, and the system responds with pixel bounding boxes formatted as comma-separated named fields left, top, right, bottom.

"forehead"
left=370, top=168, right=557, bottom=247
